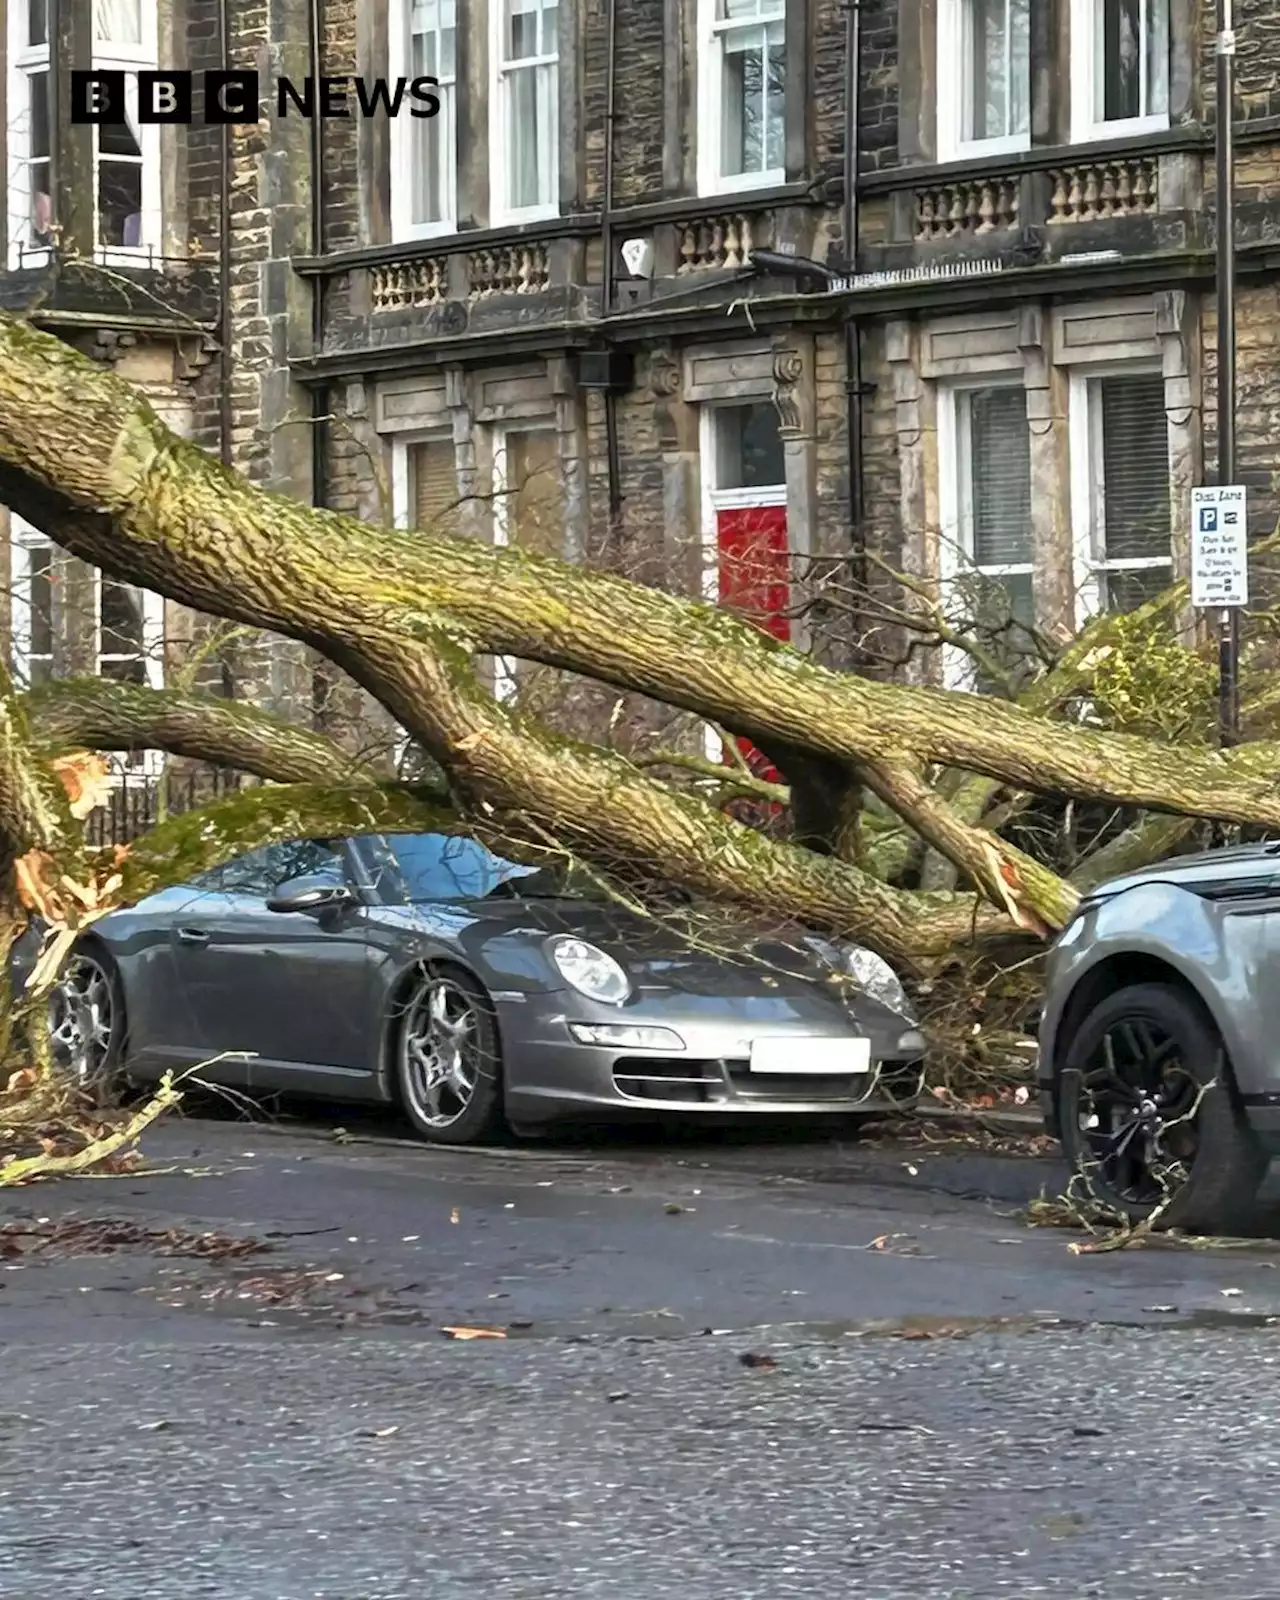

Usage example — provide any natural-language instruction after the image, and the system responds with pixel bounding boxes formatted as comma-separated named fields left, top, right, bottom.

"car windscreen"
left=368, top=834, right=602, bottom=903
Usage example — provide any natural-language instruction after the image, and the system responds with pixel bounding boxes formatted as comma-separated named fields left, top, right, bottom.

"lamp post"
left=1216, top=0, right=1240, bottom=746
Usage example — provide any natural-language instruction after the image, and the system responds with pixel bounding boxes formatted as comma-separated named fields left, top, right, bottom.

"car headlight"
left=807, top=938, right=916, bottom=1023
left=549, top=937, right=631, bottom=1006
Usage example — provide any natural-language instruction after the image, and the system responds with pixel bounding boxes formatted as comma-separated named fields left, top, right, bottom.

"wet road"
left=4, top=1109, right=1280, bottom=1597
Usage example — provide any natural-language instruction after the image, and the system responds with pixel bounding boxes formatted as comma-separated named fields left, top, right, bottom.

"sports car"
left=18, top=830, right=927, bottom=1144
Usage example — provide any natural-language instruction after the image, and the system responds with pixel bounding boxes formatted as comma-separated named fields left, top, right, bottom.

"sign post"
left=1212, top=0, right=1241, bottom=747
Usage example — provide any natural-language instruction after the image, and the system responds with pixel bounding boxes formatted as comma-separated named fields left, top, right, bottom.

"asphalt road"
left=5, top=1106, right=1280, bottom=1598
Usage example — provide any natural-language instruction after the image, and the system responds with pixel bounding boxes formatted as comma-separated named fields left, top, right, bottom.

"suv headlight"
left=807, top=938, right=916, bottom=1023
left=548, top=937, right=631, bottom=1006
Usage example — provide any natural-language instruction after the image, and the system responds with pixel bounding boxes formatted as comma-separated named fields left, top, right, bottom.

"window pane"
left=27, top=0, right=47, bottom=48
left=411, top=439, right=457, bottom=528
left=1099, top=374, right=1170, bottom=561
left=507, top=65, right=542, bottom=207
left=29, top=544, right=54, bottom=662
left=967, top=387, right=1032, bottom=567
left=29, top=160, right=51, bottom=247
left=1098, top=0, right=1168, bottom=121
left=969, top=0, right=1030, bottom=140
left=972, top=570, right=1037, bottom=693
left=98, top=161, right=143, bottom=247
left=100, top=577, right=145, bottom=666
left=29, top=71, right=49, bottom=161
left=508, top=430, right=564, bottom=557
left=540, top=1, right=558, bottom=55
left=95, top=0, right=141, bottom=44
left=1102, top=566, right=1173, bottom=613
left=721, top=25, right=785, bottom=177
left=507, top=0, right=540, bottom=60
left=99, top=116, right=141, bottom=158
left=715, top=404, right=786, bottom=489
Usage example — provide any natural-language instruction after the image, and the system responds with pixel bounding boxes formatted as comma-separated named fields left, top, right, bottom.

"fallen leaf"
left=739, top=1351, right=777, bottom=1371
left=450, top=1207, right=460, bottom=1224
left=441, top=1325, right=507, bottom=1341
left=1222, top=1288, right=1243, bottom=1298
left=664, top=1203, right=685, bottom=1215
left=361, top=1425, right=400, bottom=1438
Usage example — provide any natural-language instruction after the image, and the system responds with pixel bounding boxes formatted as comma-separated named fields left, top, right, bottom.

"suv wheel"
left=1056, top=981, right=1268, bottom=1234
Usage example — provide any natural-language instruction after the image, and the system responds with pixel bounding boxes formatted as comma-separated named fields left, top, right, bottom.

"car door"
left=169, top=838, right=376, bottom=1086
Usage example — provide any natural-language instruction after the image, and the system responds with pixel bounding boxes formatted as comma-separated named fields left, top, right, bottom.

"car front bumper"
left=494, top=993, right=927, bottom=1123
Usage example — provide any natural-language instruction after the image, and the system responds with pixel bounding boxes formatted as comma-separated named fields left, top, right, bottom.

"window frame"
left=9, top=514, right=55, bottom=688
left=93, top=567, right=165, bottom=691
left=936, top=378, right=1036, bottom=692
left=695, top=0, right=788, bottom=198
left=389, top=0, right=457, bottom=241
left=391, top=429, right=458, bottom=530
left=935, top=0, right=1032, bottom=164
left=1068, top=362, right=1173, bottom=627
left=5, top=0, right=162, bottom=270
left=489, top=0, right=560, bottom=225
left=1070, top=0, right=1171, bottom=144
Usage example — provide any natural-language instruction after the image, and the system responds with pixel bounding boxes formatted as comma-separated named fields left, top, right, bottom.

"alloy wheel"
left=1070, top=1015, right=1201, bottom=1208
left=48, top=955, right=116, bottom=1086
left=400, top=975, right=489, bottom=1129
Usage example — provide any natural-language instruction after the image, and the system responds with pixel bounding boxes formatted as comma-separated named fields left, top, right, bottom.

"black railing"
left=84, top=766, right=251, bottom=850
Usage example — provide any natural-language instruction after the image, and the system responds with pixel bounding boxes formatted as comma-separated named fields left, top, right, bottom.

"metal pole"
left=1216, top=0, right=1240, bottom=746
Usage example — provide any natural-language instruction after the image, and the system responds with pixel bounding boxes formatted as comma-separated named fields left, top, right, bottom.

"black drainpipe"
left=216, top=0, right=233, bottom=468
left=600, top=0, right=623, bottom=523
left=842, top=0, right=864, bottom=562
left=308, top=0, right=329, bottom=514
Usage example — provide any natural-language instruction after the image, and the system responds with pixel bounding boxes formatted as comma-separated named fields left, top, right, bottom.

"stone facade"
left=1, top=0, right=1279, bottom=752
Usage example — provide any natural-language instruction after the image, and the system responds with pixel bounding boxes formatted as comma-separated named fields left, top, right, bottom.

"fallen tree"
left=0, top=308, right=1276, bottom=1152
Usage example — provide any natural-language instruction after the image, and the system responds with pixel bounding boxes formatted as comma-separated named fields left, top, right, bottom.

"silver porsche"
left=17, top=831, right=927, bottom=1144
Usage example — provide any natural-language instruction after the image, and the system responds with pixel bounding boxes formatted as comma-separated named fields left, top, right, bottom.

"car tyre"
left=1056, top=981, right=1268, bottom=1234
left=393, top=963, right=506, bottom=1146
left=47, top=946, right=127, bottom=1103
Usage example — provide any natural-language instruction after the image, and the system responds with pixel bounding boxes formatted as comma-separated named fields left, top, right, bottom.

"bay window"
left=697, top=0, right=786, bottom=195
left=937, top=0, right=1031, bottom=161
left=6, top=0, right=160, bottom=266
left=391, top=0, right=457, bottom=238
left=492, top=0, right=559, bottom=222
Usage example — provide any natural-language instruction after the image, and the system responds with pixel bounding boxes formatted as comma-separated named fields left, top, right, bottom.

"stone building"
left=1, top=0, right=1277, bottom=763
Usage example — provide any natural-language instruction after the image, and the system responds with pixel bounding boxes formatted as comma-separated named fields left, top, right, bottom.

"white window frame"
left=5, top=1, right=162, bottom=270
left=6, top=1, right=53, bottom=269
left=391, top=429, right=457, bottom=528
left=389, top=0, right=457, bottom=241
left=1070, top=0, right=1171, bottom=144
left=935, top=0, right=1032, bottom=164
left=936, top=379, right=1035, bottom=692
left=1068, top=363, right=1173, bottom=627
left=696, top=0, right=787, bottom=198
left=10, top=516, right=55, bottom=687
left=698, top=403, right=788, bottom=754
left=490, top=0, right=560, bottom=226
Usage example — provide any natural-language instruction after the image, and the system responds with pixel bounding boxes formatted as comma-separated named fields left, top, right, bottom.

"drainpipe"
left=216, top=0, right=233, bottom=468
left=600, top=0, right=623, bottom=523
left=842, top=0, right=864, bottom=561
left=308, top=0, right=329, bottom=514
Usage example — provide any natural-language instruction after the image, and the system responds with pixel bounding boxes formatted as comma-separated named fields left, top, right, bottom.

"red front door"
left=715, top=503, right=788, bottom=792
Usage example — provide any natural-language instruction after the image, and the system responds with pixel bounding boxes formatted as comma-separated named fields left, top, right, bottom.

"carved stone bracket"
left=771, top=347, right=806, bottom=438
left=648, top=345, right=682, bottom=452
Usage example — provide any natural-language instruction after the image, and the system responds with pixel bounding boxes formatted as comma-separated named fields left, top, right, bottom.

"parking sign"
left=1191, top=485, right=1248, bottom=607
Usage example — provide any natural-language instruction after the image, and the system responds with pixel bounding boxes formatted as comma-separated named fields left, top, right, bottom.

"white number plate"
left=748, top=1036, right=872, bottom=1075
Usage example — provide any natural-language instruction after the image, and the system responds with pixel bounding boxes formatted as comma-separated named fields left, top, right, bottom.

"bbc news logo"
left=69, top=72, right=442, bottom=125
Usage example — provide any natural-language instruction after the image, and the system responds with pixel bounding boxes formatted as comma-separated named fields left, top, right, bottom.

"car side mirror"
left=266, top=876, right=356, bottom=915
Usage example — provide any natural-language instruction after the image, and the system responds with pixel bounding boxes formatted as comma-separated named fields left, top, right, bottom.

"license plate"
left=748, top=1036, right=871, bottom=1075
